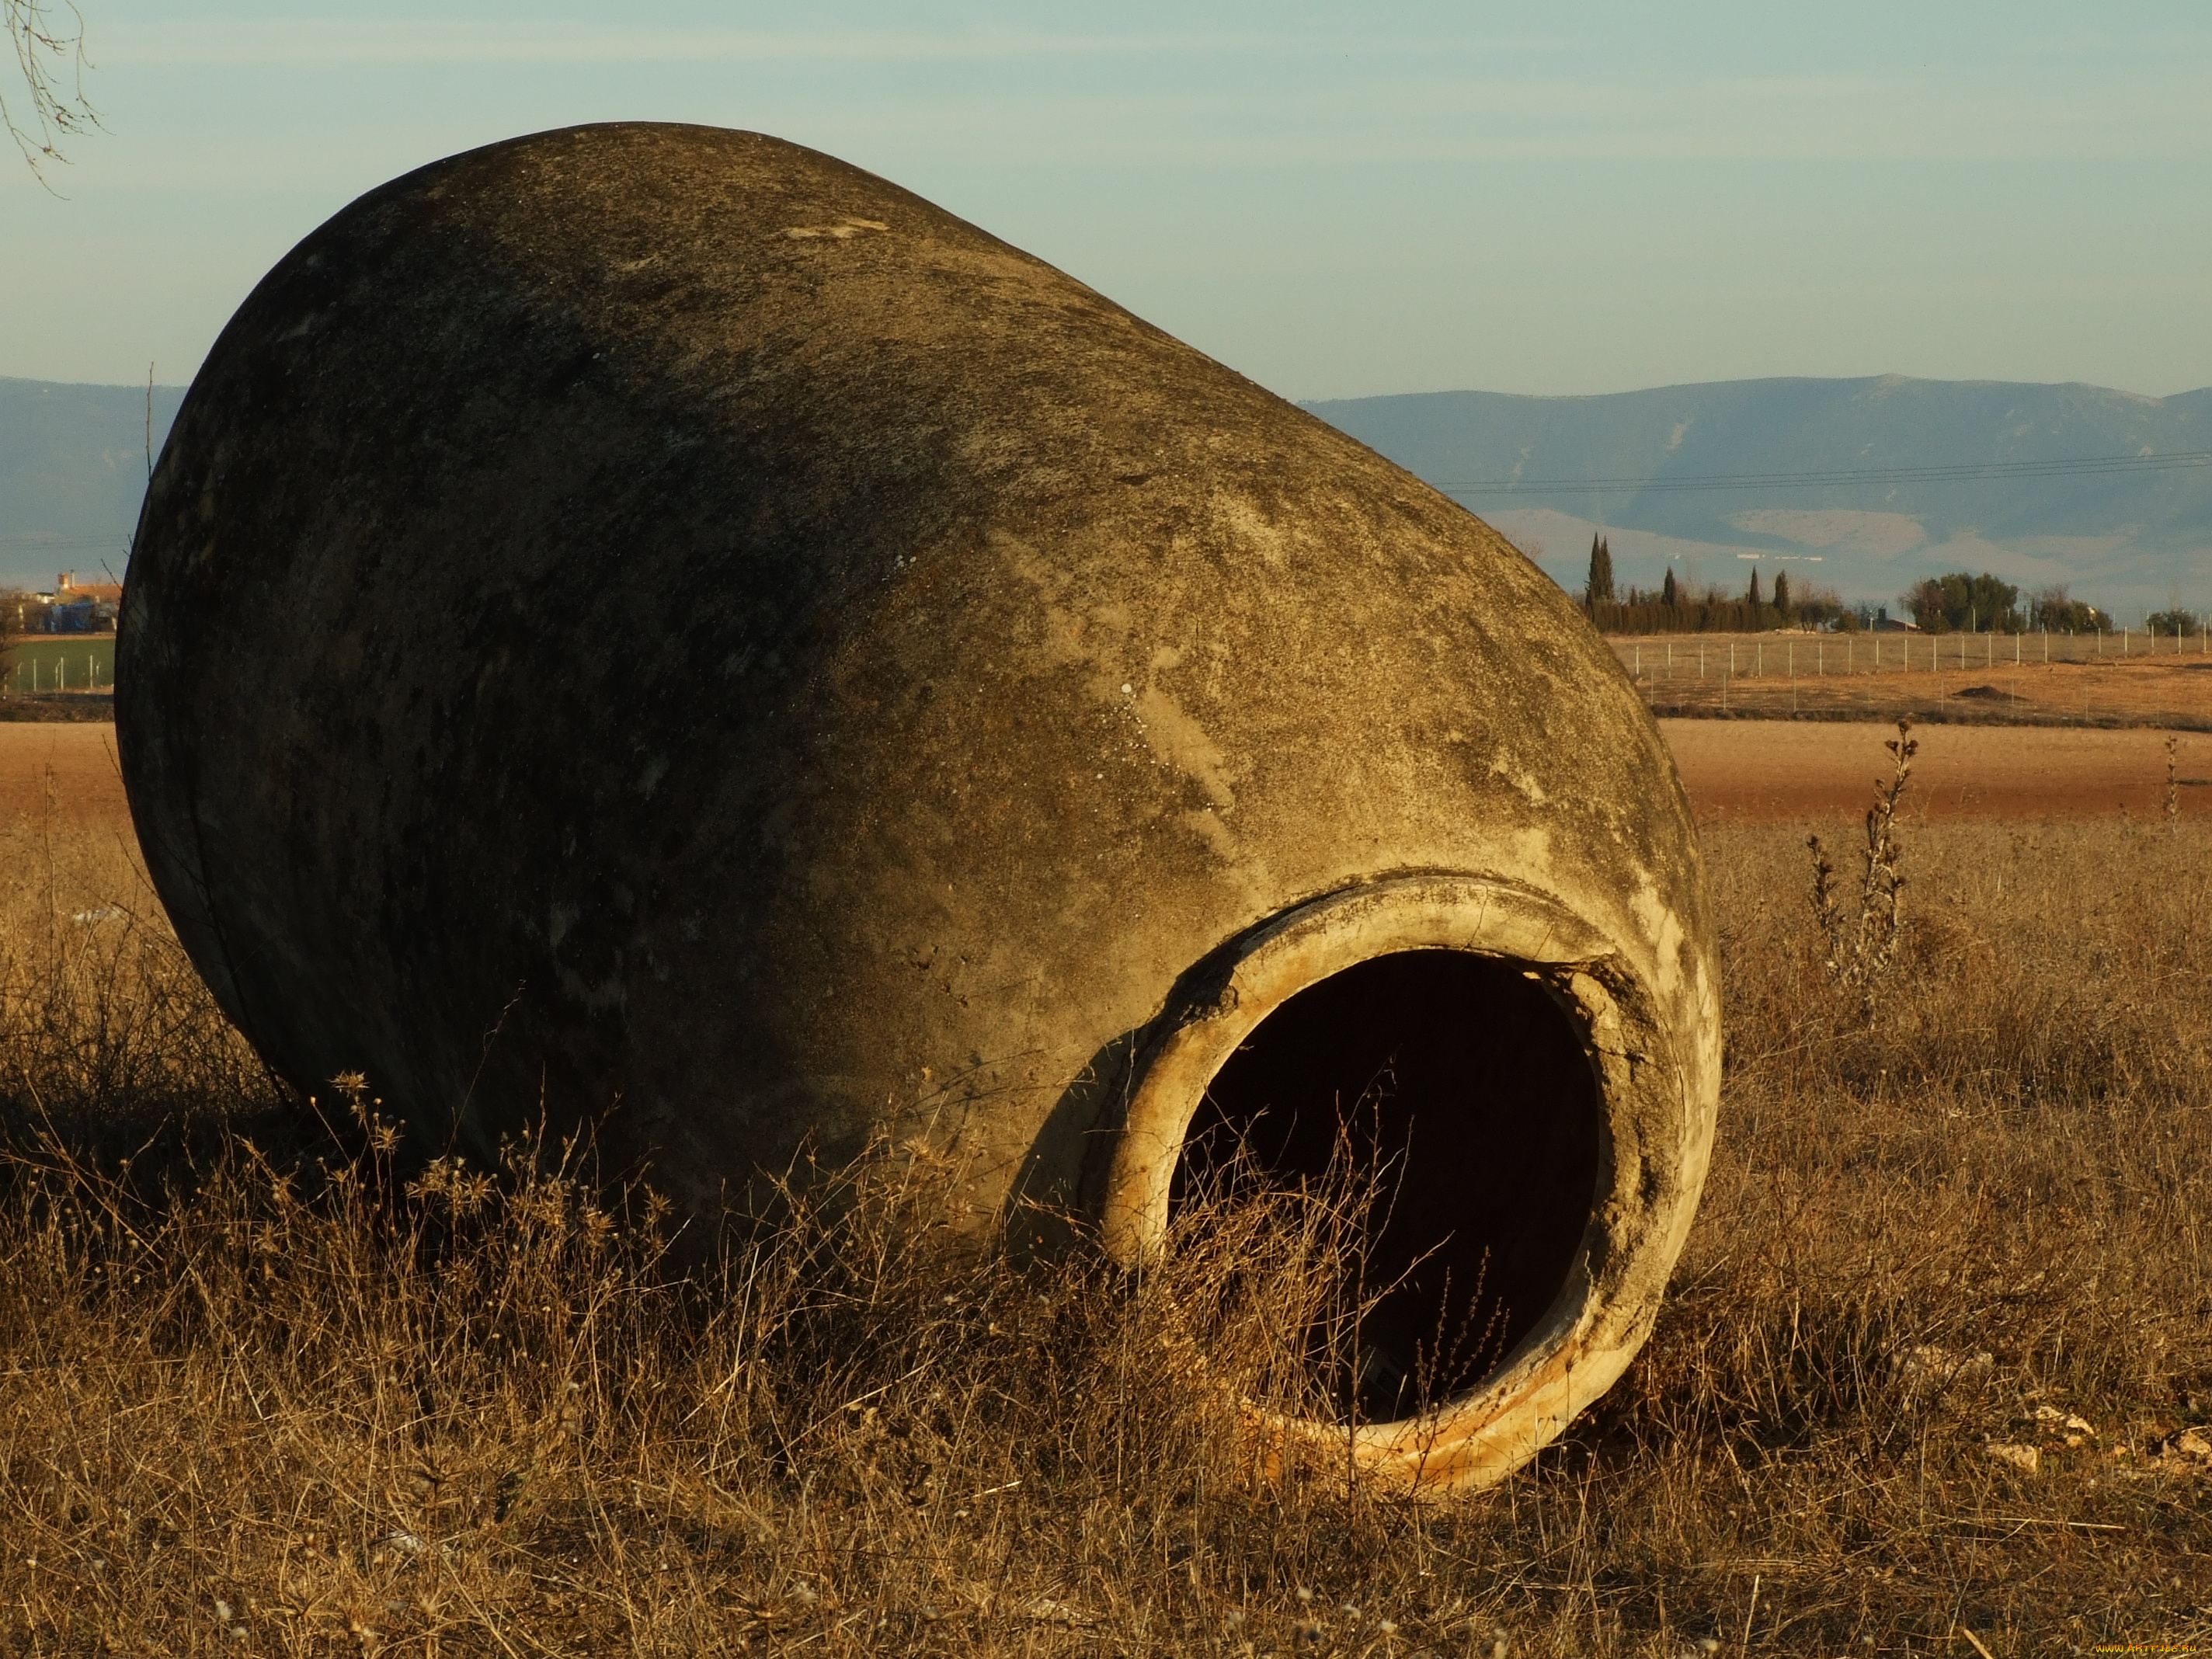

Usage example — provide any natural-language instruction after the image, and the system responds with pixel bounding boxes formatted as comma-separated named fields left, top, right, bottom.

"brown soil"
left=12, top=717, right=2196, bottom=840
left=1663, top=717, right=2212, bottom=823
left=0, top=721, right=127, bottom=830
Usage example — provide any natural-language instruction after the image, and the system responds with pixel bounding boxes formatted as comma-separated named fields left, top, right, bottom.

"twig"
left=2, top=0, right=103, bottom=182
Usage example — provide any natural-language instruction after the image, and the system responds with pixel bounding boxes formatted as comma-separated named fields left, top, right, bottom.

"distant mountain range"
left=8, top=372, right=2210, bottom=619
left=1309, top=376, right=2212, bottom=620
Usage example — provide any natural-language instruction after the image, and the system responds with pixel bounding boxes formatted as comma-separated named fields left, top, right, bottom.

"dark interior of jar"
left=1171, top=950, right=1604, bottom=1424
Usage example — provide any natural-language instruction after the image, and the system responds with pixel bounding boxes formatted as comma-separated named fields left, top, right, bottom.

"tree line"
left=1579, top=535, right=1852, bottom=635
left=1890, top=575, right=2159, bottom=635
left=1578, top=534, right=2145, bottom=637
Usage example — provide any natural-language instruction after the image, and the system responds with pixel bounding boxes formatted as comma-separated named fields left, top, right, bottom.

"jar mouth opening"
left=1168, top=948, right=1604, bottom=1426
left=1099, top=873, right=1668, bottom=1471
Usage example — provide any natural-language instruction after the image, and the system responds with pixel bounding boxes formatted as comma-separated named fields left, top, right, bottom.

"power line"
left=1435, top=447, right=2212, bottom=498
left=0, top=533, right=130, bottom=551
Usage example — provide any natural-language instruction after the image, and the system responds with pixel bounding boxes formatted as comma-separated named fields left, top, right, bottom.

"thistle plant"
left=1807, top=718, right=1916, bottom=1016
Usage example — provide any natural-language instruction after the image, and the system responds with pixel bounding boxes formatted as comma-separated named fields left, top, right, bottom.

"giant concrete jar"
left=118, top=123, right=1720, bottom=1489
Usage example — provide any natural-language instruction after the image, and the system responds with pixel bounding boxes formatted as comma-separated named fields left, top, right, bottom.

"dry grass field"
left=2, top=725, right=2210, bottom=1656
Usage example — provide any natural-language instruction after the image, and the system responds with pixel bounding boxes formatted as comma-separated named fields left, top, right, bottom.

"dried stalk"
left=1807, top=718, right=1916, bottom=1017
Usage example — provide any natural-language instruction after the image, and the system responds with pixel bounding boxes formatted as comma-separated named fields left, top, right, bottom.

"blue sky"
left=5, top=1, right=2210, bottom=400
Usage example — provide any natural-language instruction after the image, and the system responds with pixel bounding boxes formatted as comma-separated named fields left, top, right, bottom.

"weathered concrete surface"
left=117, top=123, right=1719, bottom=1487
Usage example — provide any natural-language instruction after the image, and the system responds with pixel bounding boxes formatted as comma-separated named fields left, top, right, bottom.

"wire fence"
left=1612, top=629, right=2212, bottom=730
left=1616, top=628, right=2212, bottom=679
left=0, top=637, right=116, bottom=697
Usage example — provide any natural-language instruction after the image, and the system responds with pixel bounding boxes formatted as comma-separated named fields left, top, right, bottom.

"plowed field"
left=1662, top=718, right=2211, bottom=823
left=8, top=717, right=2197, bottom=841
left=0, top=720, right=126, bottom=830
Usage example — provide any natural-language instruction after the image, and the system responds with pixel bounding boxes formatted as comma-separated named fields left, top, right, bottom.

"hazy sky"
left=6, top=1, right=2210, bottom=400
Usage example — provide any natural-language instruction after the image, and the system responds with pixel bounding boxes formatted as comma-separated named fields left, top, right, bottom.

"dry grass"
left=3, top=749, right=2211, bottom=1656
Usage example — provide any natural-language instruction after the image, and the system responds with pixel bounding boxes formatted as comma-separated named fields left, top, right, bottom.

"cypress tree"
left=1746, top=567, right=1764, bottom=608
left=1585, top=533, right=1616, bottom=608
left=1661, top=567, right=1678, bottom=607
left=1773, top=569, right=1792, bottom=617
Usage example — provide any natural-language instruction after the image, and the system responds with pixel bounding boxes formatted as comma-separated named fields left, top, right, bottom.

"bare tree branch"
left=4, top=0, right=100, bottom=186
